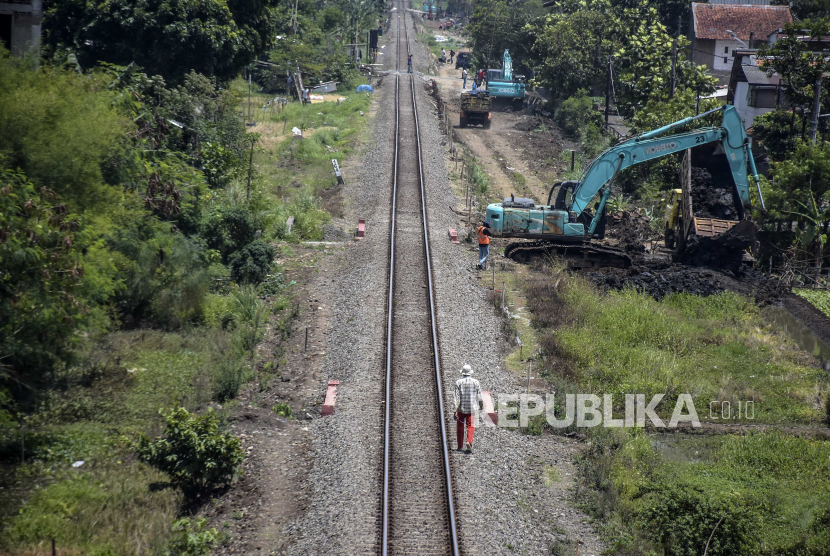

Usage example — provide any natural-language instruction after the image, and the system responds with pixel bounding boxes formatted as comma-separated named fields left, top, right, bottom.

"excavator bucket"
left=695, top=218, right=756, bottom=250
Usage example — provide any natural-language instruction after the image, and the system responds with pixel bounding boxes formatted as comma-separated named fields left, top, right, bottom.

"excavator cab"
left=548, top=181, right=578, bottom=210
left=547, top=181, right=606, bottom=239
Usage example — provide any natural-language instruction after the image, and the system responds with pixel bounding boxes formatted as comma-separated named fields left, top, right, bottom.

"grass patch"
left=531, top=276, right=829, bottom=424
left=246, top=82, right=371, bottom=192
left=795, top=288, right=830, bottom=318
left=0, top=326, right=258, bottom=553
left=579, top=428, right=830, bottom=555
left=2, top=465, right=179, bottom=554
left=522, top=269, right=830, bottom=554
left=509, top=171, right=527, bottom=191
left=465, top=156, right=490, bottom=196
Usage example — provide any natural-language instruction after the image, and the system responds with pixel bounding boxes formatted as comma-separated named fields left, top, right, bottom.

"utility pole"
left=810, top=73, right=827, bottom=144
left=291, top=0, right=299, bottom=34
left=246, top=136, right=255, bottom=200
left=670, top=38, right=677, bottom=98
left=605, top=55, right=612, bottom=125
left=670, top=16, right=681, bottom=99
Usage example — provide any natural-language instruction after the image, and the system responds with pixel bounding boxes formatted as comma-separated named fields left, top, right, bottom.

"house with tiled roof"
left=689, top=2, right=792, bottom=84
left=726, top=50, right=783, bottom=128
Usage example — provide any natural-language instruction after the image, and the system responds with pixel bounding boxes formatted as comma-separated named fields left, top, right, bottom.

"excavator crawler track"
left=504, top=240, right=632, bottom=269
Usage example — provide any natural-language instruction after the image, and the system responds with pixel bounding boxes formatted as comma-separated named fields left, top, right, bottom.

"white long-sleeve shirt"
left=454, top=376, right=483, bottom=414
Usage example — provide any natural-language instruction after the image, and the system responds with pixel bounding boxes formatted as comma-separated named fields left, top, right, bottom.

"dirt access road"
left=415, top=18, right=573, bottom=208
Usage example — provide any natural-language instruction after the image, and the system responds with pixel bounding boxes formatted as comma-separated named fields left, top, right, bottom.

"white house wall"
left=733, top=81, right=773, bottom=129
left=713, top=39, right=745, bottom=71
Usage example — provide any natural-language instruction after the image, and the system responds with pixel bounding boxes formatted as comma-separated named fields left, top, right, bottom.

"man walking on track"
left=477, top=220, right=492, bottom=270
left=408, top=54, right=413, bottom=73
left=454, top=365, right=483, bottom=453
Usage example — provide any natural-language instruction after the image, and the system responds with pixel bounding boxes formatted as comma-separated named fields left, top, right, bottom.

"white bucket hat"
left=461, top=364, right=473, bottom=375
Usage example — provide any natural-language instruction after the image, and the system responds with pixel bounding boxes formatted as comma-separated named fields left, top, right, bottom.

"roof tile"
left=692, top=3, right=792, bottom=41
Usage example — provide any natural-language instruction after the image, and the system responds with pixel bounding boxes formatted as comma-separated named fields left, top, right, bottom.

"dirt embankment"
left=782, top=293, right=830, bottom=347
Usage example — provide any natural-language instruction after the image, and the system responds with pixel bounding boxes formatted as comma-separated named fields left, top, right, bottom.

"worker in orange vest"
left=477, top=220, right=492, bottom=270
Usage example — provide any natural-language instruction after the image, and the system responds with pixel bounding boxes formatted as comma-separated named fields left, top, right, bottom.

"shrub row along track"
left=380, top=4, right=459, bottom=555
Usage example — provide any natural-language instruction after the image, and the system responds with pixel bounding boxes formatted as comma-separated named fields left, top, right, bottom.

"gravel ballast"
left=286, top=7, right=604, bottom=555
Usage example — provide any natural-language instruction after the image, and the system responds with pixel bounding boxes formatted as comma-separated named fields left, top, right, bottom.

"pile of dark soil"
left=690, top=167, right=737, bottom=220
left=584, top=263, right=724, bottom=299
left=584, top=261, right=787, bottom=303
left=677, top=234, right=744, bottom=275
left=605, top=209, right=660, bottom=259
left=514, top=116, right=543, bottom=132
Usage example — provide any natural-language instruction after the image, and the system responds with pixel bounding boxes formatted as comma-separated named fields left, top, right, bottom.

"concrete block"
left=482, top=390, right=497, bottom=426
left=322, top=380, right=340, bottom=416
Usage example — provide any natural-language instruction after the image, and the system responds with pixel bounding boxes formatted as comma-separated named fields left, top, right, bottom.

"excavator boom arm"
left=570, top=105, right=759, bottom=223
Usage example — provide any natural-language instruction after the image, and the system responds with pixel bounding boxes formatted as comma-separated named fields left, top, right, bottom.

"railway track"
left=380, top=4, right=460, bottom=555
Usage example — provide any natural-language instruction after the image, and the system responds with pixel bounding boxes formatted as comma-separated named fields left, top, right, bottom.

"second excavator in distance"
left=484, top=104, right=764, bottom=268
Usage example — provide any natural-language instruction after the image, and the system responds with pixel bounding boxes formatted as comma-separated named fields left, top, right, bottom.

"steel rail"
left=381, top=3, right=460, bottom=555
left=380, top=9, right=399, bottom=554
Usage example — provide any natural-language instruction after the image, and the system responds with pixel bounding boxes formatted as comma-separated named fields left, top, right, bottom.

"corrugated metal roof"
left=692, top=3, right=792, bottom=41
left=742, top=65, right=778, bottom=85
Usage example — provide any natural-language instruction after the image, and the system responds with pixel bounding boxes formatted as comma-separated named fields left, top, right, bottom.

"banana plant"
left=786, top=191, right=830, bottom=270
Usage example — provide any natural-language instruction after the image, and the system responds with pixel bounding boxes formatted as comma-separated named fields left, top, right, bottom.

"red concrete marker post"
left=356, top=218, right=366, bottom=239
left=482, top=391, right=497, bottom=426
left=448, top=228, right=459, bottom=244
left=322, top=380, right=340, bottom=416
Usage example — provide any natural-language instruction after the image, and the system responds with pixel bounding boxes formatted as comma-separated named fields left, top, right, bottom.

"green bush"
left=211, top=355, right=247, bottom=402
left=202, top=205, right=257, bottom=263
left=289, top=190, right=329, bottom=240
left=202, top=293, right=236, bottom=329
left=555, top=89, right=602, bottom=137
left=135, top=408, right=244, bottom=494
left=228, top=239, right=275, bottom=285
left=230, top=285, right=267, bottom=348
left=164, top=517, right=221, bottom=556
left=637, top=484, right=756, bottom=555
left=580, top=122, right=613, bottom=158
left=272, top=402, right=292, bottom=418
left=1, top=465, right=178, bottom=554
left=0, top=51, right=126, bottom=214
left=0, top=166, right=118, bottom=398
left=112, top=224, right=210, bottom=328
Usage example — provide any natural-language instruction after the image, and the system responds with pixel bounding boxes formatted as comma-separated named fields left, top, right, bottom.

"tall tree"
left=467, top=0, right=546, bottom=74
left=759, top=20, right=830, bottom=138
left=612, top=4, right=715, bottom=114
left=528, top=6, right=609, bottom=102
left=43, top=0, right=280, bottom=82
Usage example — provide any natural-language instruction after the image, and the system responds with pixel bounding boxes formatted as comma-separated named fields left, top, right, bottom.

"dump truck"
left=663, top=153, right=757, bottom=263
left=460, top=90, right=491, bottom=128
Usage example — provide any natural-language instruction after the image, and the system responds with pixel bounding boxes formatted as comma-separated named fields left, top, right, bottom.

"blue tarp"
left=356, top=84, right=374, bottom=93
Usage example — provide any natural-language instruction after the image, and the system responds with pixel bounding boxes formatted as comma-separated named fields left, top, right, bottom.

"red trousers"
left=456, top=412, right=474, bottom=449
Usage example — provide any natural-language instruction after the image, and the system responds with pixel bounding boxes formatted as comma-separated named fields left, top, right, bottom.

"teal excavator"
left=485, top=105, right=765, bottom=268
